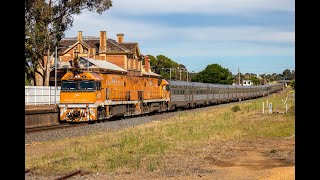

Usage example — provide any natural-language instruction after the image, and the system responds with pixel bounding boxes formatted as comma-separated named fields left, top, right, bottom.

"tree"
left=250, top=76, right=261, bottom=85
left=191, top=64, right=234, bottom=84
left=25, top=0, right=112, bottom=86
left=146, top=54, right=182, bottom=80
left=282, top=69, right=292, bottom=80
left=291, top=70, right=295, bottom=80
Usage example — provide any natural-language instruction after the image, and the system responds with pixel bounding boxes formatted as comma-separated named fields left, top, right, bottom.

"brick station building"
left=48, top=31, right=158, bottom=85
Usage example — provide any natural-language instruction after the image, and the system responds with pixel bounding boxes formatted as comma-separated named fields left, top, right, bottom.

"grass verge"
left=26, top=88, right=295, bottom=174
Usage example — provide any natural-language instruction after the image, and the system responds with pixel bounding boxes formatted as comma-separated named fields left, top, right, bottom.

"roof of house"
left=142, top=71, right=161, bottom=77
left=58, top=36, right=134, bottom=54
left=119, top=42, right=138, bottom=52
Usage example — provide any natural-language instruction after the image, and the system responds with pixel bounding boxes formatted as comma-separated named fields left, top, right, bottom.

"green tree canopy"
left=249, top=76, right=261, bottom=85
left=25, top=0, right=113, bottom=86
left=282, top=69, right=292, bottom=80
left=146, top=54, right=186, bottom=80
left=191, top=64, right=234, bottom=84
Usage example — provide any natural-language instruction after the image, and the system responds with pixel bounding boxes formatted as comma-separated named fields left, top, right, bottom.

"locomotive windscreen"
left=61, top=81, right=77, bottom=90
left=61, top=80, right=97, bottom=91
left=79, top=81, right=95, bottom=90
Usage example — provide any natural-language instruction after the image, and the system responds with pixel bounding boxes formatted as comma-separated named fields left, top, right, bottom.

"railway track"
left=25, top=124, right=86, bottom=134
left=25, top=93, right=280, bottom=135
left=25, top=168, right=82, bottom=180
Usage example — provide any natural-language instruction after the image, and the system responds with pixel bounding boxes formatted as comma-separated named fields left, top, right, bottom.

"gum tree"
left=25, top=0, right=112, bottom=86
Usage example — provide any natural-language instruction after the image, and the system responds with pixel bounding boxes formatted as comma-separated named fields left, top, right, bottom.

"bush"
left=231, top=105, right=241, bottom=112
left=289, top=80, right=295, bottom=89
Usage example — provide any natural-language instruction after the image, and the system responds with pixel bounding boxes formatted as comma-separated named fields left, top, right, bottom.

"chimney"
left=144, top=55, right=150, bottom=73
left=99, top=31, right=107, bottom=52
left=78, top=31, right=82, bottom=42
left=116, top=33, right=124, bottom=43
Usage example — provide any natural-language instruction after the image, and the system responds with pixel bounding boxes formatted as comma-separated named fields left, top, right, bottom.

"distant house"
left=242, top=80, right=252, bottom=86
left=46, top=31, right=159, bottom=85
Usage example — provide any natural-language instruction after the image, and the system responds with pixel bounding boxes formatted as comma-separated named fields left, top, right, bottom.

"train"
left=58, top=69, right=283, bottom=123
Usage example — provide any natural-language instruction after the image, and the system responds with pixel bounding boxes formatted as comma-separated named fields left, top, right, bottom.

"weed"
left=231, top=105, right=241, bottom=112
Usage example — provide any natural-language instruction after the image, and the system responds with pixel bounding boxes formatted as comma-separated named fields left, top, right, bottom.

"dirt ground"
left=26, top=135, right=294, bottom=180
left=97, top=136, right=295, bottom=180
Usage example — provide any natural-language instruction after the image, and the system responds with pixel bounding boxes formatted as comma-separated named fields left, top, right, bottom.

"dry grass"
left=25, top=88, right=295, bottom=175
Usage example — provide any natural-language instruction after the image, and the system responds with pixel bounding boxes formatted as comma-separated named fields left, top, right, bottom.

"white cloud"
left=110, top=0, right=294, bottom=15
left=67, top=13, right=295, bottom=45
left=64, top=2, right=295, bottom=72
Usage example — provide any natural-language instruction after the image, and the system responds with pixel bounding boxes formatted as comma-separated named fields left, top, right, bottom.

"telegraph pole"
left=186, top=71, right=188, bottom=82
left=238, top=67, right=240, bottom=85
left=55, top=46, right=57, bottom=104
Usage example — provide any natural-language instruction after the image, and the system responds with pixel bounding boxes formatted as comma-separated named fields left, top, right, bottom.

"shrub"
left=231, top=105, right=241, bottom=112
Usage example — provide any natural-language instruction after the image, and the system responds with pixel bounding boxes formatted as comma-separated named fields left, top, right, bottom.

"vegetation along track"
left=25, top=95, right=263, bottom=136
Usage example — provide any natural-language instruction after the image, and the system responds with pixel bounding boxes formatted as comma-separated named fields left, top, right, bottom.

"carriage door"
left=126, top=91, right=131, bottom=101
left=184, top=86, right=189, bottom=101
left=106, top=88, right=110, bottom=100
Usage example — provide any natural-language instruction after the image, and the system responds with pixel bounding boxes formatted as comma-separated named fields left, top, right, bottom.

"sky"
left=64, top=0, right=295, bottom=75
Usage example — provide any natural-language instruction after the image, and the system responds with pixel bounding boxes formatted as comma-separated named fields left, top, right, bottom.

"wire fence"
left=25, top=86, right=61, bottom=105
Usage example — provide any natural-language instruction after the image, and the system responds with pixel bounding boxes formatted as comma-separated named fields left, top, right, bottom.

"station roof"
left=57, top=57, right=127, bottom=73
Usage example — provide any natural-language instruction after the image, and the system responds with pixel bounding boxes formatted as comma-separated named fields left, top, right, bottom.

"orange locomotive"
left=59, top=69, right=170, bottom=122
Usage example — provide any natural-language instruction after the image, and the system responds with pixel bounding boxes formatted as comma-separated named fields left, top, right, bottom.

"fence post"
left=42, top=86, right=44, bottom=105
left=26, top=86, right=29, bottom=105
left=49, top=86, right=51, bottom=105
left=269, top=102, right=272, bottom=114
left=262, top=102, right=264, bottom=114
left=266, top=99, right=268, bottom=110
left=35, top=87, right=37, bottom=105
left=285, top=103, right=288, bottom=114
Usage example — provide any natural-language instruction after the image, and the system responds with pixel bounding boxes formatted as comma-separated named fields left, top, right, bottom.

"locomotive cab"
left=59, top=71, right=103, bottom=122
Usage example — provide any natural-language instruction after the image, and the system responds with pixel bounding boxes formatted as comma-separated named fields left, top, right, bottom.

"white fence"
left=25, top=86, right=61, bottom=105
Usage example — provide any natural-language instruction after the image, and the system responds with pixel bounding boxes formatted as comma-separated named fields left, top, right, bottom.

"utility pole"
left=179, top=69, right=182, bottom=81
left=186, top=71, right=188, bottom=82
left=55, top=46, right=57, bottom=104
left=87, top=50, right=89, bottom=71
left=169, top=68, right=172, bottom=79
left=238, top=67, right=240, bottom=85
